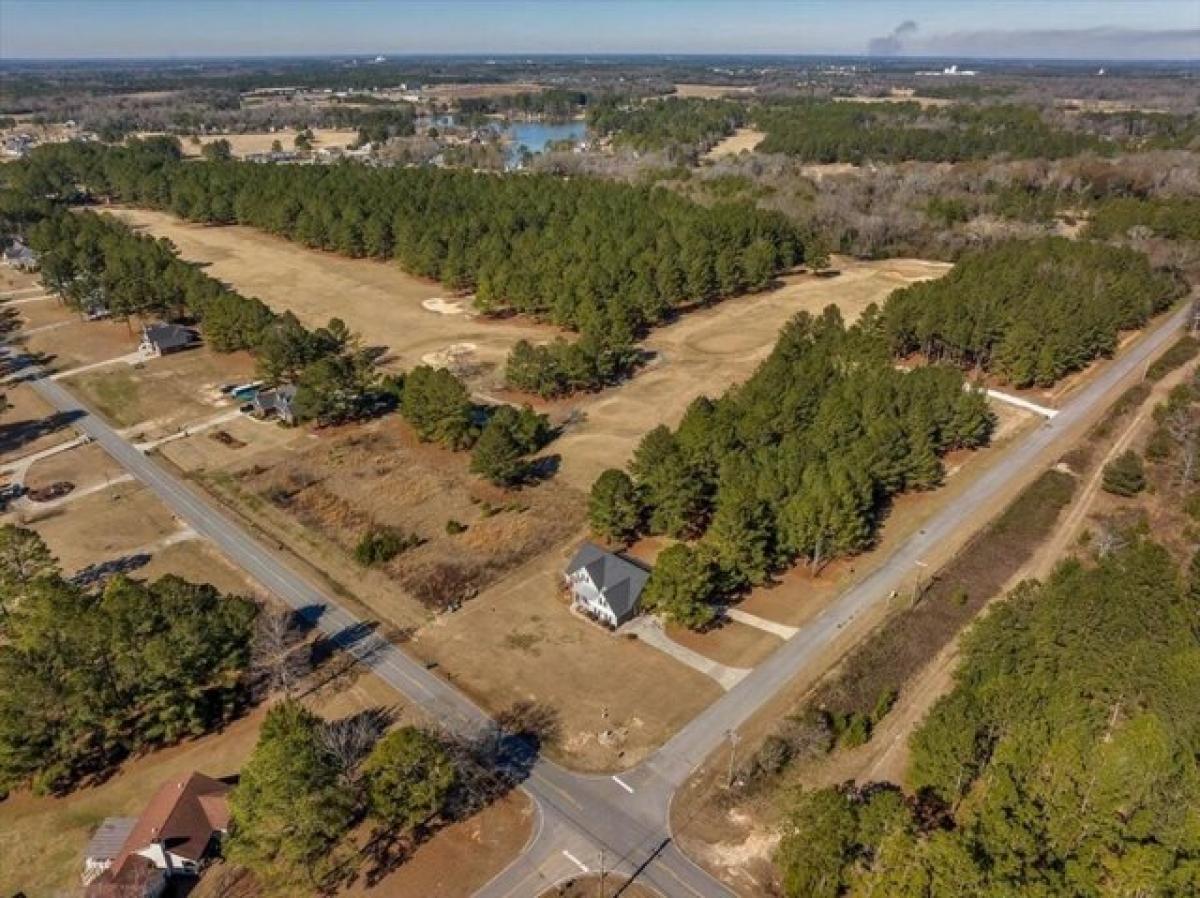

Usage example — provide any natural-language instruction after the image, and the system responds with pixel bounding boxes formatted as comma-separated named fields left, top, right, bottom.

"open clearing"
left=673, top=83, right=755, bottom=99
left=156, top=128, right=360, bottom=158
left=108, top=207, right=556, bottom=386
left=704, top=127, right=765, bottom=159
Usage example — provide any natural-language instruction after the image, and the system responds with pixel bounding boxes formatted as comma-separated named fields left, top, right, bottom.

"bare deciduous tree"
left=252, top=607, right=308, bottom=696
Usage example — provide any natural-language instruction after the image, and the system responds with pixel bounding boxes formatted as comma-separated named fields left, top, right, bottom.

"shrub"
left=445, top=519, right=467, bottom=536
left=354, top=526, right=420, bottom=566
left=1102, top=450, right=1147, bottom=497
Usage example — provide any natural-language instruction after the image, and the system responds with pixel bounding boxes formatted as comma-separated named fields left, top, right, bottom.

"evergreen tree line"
left=754, top=99, right=1112, bottom=163
left=23, top=206, right=391, bottom=426
left=587, top=96, right=748, bottom=152
left=14, top=138, right=803, bottom=396
left=776, top=538, right=1200, bottom=898
left=0, top=525, right=258, bottom=796
left=1085, top=196, right=1200, bottom=242
left=883, top=237, right=1185, bottom=388
left=589, top=308, right=995, bottom=626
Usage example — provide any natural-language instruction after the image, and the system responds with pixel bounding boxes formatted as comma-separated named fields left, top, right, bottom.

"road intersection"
left=16, top=300, right=1190, bottom=897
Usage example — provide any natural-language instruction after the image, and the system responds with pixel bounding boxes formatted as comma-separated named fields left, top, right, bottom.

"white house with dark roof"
left=251, top=384, right=298, bottom=424
left=564, top=542, right=649, bottom=628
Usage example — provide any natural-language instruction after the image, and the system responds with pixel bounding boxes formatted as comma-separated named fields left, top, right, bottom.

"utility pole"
left=599, top=848, right=606, bottom=897
left=726, top=728, right=741, bottom=789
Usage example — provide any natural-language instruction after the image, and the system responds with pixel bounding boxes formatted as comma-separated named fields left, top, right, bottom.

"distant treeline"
left=884, top=238, right=1184, bottom=387
left=457, top=89, right=590, bottom=119
left=590, top=308, right=995, bottom=625
left=587, top=96, right=747, bottom=152
left=754, top=99, right=1112, bottom=163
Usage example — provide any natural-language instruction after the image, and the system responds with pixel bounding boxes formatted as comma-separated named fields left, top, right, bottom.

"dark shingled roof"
left=565, top=541, right=649, bottom=622
left=143, top=322, right=196, bottom=350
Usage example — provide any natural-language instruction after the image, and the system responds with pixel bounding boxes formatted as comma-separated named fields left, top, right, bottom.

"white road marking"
left=984, top=387, right=1059, bottom=419
left=914, top=559, right=928, bottom=568
left=611, top=775, right=635, bottom=794
left=562, top=850, right=589, bottom=874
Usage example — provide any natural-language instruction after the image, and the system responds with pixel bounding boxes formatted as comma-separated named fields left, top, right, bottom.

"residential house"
left=138, top=323, right=198, bottom=358
left=564, top=541, right=650, bottom=628
left=251, top=384, right=298, bottom=424
left=2, top=239, right=37, bottom=270
left=84, top=772, right=231, bottom=898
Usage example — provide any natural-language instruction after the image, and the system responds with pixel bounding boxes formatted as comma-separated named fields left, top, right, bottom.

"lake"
left=505, top=120, right=587, bottom=166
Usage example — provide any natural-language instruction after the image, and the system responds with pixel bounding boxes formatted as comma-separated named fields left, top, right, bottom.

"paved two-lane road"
left=17, top=299, right=1190, bottom=897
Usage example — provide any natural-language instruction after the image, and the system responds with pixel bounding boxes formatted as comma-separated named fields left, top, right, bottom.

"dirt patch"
left=704, top=128, right=765, bottom=159
left=106, top=207, right=558, bottom=388
left=136, top=538, right=267, bottom=598
left=230, top=417, right=584, bottom=614
left=540, top=876, right=659, bottom=898
left=22, top=441, right=123, bottom=494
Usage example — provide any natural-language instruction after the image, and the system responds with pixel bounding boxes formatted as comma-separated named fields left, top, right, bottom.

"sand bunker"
left=422, top=297, right=470, bottom=316
left=421, top=342, right=478, bottom=372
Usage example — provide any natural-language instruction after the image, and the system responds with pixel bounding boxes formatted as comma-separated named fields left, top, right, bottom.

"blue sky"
left=1, top=1, right=1196, bottom=60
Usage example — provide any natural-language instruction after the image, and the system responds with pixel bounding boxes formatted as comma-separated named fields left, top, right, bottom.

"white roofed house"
left=564, top=542, right=649, bottom=628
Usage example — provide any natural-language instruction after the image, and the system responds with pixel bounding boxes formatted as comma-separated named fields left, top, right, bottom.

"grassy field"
left=107, top=207, right=557, bottom=388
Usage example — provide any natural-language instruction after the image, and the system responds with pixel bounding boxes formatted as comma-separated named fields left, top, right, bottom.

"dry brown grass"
left=20, top=481, right=183, bottom=572
left=0, top=383, right=72, bottom=464
left=673, top=83, right=755, bottom=99
left=107, top=207, right=558, bottom=387
left=704, top=128, right=765, bottom=159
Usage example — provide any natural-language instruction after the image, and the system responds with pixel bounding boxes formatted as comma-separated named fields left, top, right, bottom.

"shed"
left=564, top=541, right=649, bottom=628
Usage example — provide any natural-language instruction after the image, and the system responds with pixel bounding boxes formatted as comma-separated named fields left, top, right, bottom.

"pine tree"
left=588, top=469, right=643, bottom=545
